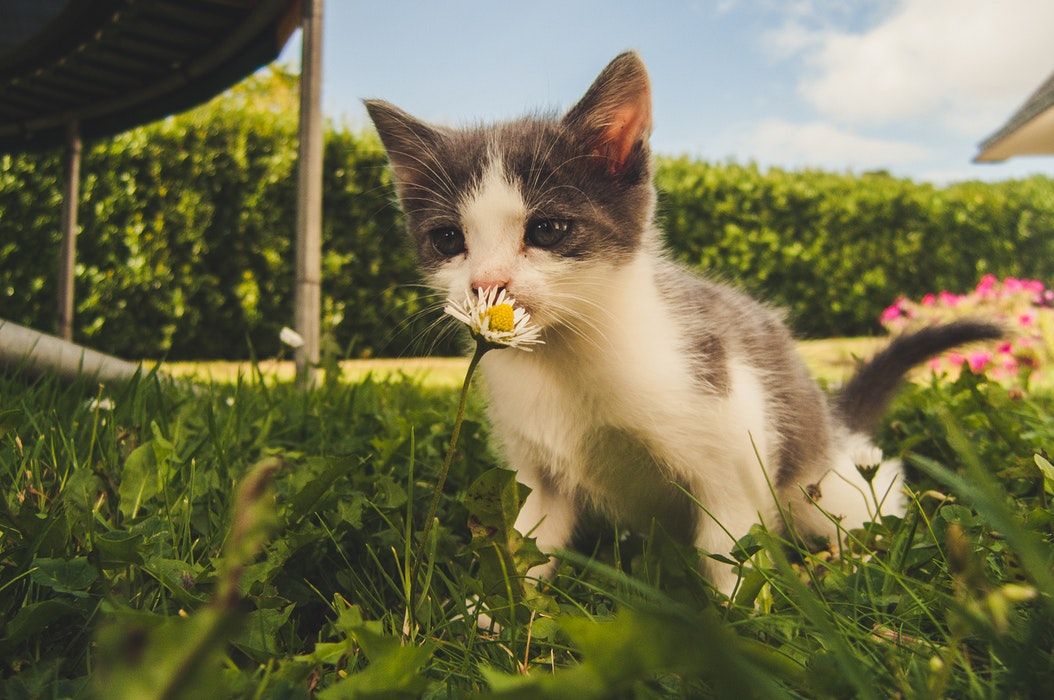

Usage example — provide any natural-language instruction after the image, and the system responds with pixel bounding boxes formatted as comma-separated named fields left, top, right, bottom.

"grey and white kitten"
left=365, top=52, right=999, bottom=594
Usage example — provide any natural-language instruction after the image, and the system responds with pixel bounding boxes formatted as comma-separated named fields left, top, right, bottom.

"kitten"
left=365, top=52, right=1000, bottom=594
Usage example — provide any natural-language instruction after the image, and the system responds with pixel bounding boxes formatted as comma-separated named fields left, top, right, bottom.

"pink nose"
left=471, top=279, right=509, bottom=294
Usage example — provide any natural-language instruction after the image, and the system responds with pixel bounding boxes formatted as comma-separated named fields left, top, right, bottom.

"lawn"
left=162, top=337, right=887, bottom=388
left=1, top=345, right=1053, bottom=698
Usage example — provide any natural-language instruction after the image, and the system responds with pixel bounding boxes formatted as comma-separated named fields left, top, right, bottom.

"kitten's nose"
left=471, top=279, right=509, bottom=295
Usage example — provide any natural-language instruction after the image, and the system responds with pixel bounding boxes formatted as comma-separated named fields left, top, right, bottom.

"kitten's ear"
left=563, top=51, right=652, bottom=175
left=364, top=99, right=444, bottom=188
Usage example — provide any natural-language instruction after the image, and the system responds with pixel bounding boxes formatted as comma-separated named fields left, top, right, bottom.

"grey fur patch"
left=655, top=274, right=730, bottom=396
left=496, top=118, right=652, bottom=264
left=655, top=260, right=833, bottom=485
left=364, top=100, right=492, bottom=271
left=692, top=332, right=730, bottom=396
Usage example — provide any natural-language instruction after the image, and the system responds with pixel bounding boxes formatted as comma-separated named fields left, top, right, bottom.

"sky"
left=275, top=0, right=1054, bottom=184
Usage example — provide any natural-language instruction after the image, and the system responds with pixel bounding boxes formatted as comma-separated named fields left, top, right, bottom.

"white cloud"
left=765, top=20, right=822, bottom=59
left=743, top=118, right=930, bottom=170
left=778, top=0, right=1054, bottom=136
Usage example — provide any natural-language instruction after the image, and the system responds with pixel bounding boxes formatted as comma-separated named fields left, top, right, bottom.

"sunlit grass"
left=3, top=346, right=1052, bottom=696
left=161, top=356, right=472, bottom=387
left=160, top=337, right=885, bottom=388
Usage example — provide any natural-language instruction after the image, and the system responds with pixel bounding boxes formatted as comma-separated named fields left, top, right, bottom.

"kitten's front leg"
left=513, top=466, right=578, bottom=581
left=469, top=462, right=576, bottom=631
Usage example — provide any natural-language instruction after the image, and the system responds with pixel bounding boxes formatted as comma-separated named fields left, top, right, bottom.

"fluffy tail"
left=836, top=320, right=1003, bottom=433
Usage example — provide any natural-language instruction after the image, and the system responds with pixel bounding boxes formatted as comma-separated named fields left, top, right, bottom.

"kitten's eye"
left=429, top=227, right=466, bottom=257
left=525, top=219, right=571, bottom=248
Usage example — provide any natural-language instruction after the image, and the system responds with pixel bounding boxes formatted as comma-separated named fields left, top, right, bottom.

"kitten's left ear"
left=363, top=99, right=445, bottom=189
left=563, top=51, right=652, bottom=175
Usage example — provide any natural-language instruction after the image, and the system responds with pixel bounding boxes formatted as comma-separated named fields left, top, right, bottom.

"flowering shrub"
left=880, top=275, right=1054, bottom=384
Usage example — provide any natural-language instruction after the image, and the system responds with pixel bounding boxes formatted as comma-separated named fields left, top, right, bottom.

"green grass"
left=1, top=354, right=1053, bottom=698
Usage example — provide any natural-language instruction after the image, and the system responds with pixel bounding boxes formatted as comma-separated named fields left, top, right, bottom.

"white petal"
left=851, top=445, right=884, bottom=468
left=280, top=326, right=305, bottom=348
left=444, top=305, right=473, bottom=326
left=442, top=285, right=544, bottom=351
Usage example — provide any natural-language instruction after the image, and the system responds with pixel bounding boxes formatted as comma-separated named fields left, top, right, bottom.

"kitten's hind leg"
left=788, top=435, right=907, bottom=549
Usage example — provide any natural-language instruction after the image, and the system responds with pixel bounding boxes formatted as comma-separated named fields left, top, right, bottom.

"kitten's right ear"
left=563, top=52, right=652, bottom=176
left=363, top=99, right=443, bottom=187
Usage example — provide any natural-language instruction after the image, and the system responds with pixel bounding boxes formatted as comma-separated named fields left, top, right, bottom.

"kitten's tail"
left=835, top=320, right=1004, bottom=434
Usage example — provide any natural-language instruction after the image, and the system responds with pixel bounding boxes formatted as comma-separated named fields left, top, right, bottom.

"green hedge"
left=1, top=72, right=438, bottom=359
left=657, top=161, right=1054, bottom=336
left=2, top=70, right=1053, bottom=358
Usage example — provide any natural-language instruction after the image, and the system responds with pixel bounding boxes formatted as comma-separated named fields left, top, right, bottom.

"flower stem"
left=413, top=341, right=487, bottom=582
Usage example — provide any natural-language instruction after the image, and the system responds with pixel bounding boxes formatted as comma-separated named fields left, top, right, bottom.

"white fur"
left=432, top=159, right=904, bottom=596
left=458, top=155, right=526, bottom=283
left=480, top=250, right=795, bottom=593
left=791, top=431, right=906, bottom=550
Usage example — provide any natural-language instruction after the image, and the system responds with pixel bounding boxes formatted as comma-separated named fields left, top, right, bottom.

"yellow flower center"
left=485, top=304, right=515, bottom=332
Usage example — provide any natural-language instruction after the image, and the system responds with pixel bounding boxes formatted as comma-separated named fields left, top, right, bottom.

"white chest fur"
left=479, top=253, right=779, bottom=536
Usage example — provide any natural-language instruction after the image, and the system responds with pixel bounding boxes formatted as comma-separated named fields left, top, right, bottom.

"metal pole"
left=294, top=0, right=324, bottom=387
left=0, top=317, right=141, bottom=384
left=57, top=119, right=81, bottom=341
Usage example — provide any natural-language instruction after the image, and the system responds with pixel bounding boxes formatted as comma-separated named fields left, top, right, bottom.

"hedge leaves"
left=3, top=68, right=1052, bottom=357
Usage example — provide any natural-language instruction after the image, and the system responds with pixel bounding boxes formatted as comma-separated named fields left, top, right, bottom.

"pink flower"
left=1001, top=355, right=1019, bottom=372
left=921, top=293, right=937, bottom=306
left=938, top=291, right=962, bottom=307
left=880, top=301, right=904, bottom=322
left=947, top=351, right=965, bottom=367
left=967, top=351, right=991, bottom=373
left=927, top=357, right=943, bottom=371
left=997, top=341, right=1013, bottom=354
left=1003, top=277, right=1023, bottom=294
left=976, top=274, right=998, bottom=298
left=1019, top=311, right=1037, bottom=326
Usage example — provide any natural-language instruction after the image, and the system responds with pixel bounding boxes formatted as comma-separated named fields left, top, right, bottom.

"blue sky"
left=276, top=0, right=1054, bottom=184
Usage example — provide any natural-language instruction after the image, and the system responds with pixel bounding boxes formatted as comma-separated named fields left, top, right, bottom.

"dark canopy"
left=0, top=0, right=299, bottom=152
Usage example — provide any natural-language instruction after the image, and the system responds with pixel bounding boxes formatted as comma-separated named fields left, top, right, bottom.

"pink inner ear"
left=598, top=95, right=652, bottom=173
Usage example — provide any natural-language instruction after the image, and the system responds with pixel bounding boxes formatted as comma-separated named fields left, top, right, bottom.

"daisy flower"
left=279, top=326, right=305, bottom=349
left=444, top=287, right=544, bottom=351
left=87, top=397, right=115, bottom=411
left=851, top=444, right=884, bottom=483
